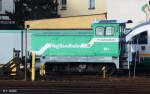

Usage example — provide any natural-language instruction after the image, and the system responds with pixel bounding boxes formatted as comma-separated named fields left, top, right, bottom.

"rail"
left=0, top=77, right=150, bottom=94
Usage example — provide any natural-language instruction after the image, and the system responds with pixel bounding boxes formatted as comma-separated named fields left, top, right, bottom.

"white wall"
left=0, top=33, right=21, bottom=64
left=107, top=0, right=150, bottom=28
left=0, top=0, right=14, bottom=20
left=0, top=31, right=31, bottom=64
left=0, top=0, right=14, bottom=14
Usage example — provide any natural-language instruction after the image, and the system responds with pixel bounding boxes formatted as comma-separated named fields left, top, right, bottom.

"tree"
left=5, top=0, right=59, bottom=27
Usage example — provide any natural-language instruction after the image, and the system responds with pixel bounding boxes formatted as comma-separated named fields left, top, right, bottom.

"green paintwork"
left=141, top=57, right=150, bottom=65
left=31, top=23, right=121, bottom=57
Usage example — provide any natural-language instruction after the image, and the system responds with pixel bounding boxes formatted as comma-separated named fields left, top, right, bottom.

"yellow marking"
left=11, top=67, right=16, bottom=72
left=40, top=64, right=45, bottom=76
left=140, top=53, right=150, bottom=57
left=10, top=73, right=16, bottom=76
left=10, top=63, right=16, bottom=68
left=31, top=52, right=36, bottom=81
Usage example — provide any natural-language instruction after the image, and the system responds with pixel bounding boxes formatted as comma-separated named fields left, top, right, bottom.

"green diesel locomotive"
left=30, top=20, right=129, bottom=74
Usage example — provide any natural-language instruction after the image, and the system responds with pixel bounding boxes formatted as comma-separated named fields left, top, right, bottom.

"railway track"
left=0, top=75, right=150, bottom=94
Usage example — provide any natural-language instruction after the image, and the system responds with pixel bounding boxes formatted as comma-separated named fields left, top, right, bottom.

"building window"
left=89, top=0, right=95, bottom=9
left=60, top=0, right=67, bottom=10
left=0, top=0, right=2, bottom=11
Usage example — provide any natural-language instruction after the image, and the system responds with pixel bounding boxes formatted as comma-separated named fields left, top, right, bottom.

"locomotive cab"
left=91, top=20, right=127, bottom=69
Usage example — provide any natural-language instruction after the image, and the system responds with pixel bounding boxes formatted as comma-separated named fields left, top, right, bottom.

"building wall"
left=58, top=0, right=106, bottom=17
left=0, top=0, right=14, bottom=14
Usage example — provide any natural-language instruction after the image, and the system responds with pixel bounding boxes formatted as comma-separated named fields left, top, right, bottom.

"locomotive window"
left=96, top=27, right=104, bottom=35
left=106, top=27, right=114, bottom=35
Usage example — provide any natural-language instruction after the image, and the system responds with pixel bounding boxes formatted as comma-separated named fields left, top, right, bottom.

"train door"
left=132, top=31, right=148, bottom=63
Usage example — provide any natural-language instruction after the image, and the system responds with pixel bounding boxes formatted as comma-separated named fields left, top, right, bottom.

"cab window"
left=106, top=27, right=114, bottom=35
left=96, top=27, right=104, bottom=35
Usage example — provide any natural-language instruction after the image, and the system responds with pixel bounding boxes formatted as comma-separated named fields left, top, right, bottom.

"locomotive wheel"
left=105, top=65, right=116, bottom=76
left=77, top=64, right=87, bottom=72
left=96, top=65, right=103, bottom=74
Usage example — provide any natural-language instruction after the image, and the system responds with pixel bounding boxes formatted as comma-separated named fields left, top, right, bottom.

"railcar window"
left=96, top=27, right=104, bottom=35
left=106, top=27, right=114, bottom=35
left=133, top=31, right=147, bottom=44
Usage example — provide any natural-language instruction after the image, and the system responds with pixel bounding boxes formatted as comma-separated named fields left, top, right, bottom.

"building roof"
left=25, top=14, right=106, bottom=29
